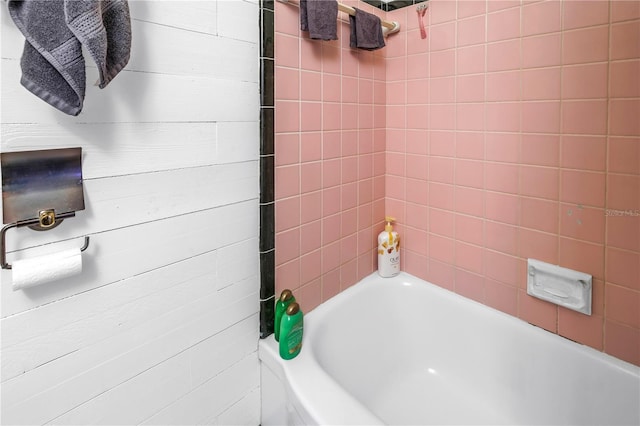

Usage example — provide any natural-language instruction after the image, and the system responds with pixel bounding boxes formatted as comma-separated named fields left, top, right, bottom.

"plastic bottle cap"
left=280, top=289, right=293, bottom=302
left=286, top=302, right=300, bottom=315
left=384, top=216, right=395, bottom=232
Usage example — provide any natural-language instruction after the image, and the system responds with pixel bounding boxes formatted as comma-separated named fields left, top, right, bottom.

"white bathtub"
left=259, top=272, right=640, bottom=425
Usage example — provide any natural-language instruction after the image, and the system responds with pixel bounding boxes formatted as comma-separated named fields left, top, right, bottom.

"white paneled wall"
left=0, top=1, right=260, bottom=424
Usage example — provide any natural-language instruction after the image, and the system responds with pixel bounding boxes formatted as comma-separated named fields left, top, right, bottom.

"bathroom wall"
left=0, top=1, right=261, bottom=424
left=273, top=0, right=388, bottom=311
left=274, top=0, right=638, bottom=367
left=385, top=0, right=639, bottom=366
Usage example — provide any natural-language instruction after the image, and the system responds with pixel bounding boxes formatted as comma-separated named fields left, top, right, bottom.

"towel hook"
left=1, top=210, right=90, bottom=270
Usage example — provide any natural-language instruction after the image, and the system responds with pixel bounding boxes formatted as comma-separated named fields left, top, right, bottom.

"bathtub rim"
left=310, top=271, right=640, bottom=375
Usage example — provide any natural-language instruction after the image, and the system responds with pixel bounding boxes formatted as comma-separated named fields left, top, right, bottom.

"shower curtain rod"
left=276, top=0, right=401, bottom=36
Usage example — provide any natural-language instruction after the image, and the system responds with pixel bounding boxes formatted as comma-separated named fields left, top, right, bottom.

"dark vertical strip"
left=259, top=0, right=276, bottom=339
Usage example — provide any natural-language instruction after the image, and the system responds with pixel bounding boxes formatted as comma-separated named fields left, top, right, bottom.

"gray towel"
left=7, top=0, right=131, bottom=116
left=8, top=0, right=85, bottom=115
left=66, top=0, right=131, bottom=89
left=349, top=8, right=385, bottom=51
left=300, top=0, right=338, bottom=41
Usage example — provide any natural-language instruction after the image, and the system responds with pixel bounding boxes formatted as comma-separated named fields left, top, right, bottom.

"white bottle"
left=378, top=216, right=400, bottom=277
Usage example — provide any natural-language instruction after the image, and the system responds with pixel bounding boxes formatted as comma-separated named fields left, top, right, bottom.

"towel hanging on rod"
left=277, top=0, right=401, bottom=37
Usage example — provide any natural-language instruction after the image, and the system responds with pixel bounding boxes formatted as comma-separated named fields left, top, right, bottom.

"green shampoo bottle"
left=274, top=289, right=295, bottom=342
left=279, top=302, right=303, bottom=360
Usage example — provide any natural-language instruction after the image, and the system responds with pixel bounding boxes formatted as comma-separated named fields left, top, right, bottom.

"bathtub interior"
left=308, top=273, right=640, bottom=425
left=260, top=272, right=640, bottom=425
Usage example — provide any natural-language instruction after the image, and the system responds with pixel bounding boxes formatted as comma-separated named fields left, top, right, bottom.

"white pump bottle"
left=377, top=216, right=400, bottom=277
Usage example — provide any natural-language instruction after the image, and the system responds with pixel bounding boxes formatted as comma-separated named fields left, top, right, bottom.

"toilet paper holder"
left=0, top=212, right=90, bottom=269
left=1, top=148, right=90, bottom=270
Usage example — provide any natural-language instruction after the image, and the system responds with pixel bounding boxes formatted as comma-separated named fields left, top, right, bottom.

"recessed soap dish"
left=527, top=258, right=592, bottom=315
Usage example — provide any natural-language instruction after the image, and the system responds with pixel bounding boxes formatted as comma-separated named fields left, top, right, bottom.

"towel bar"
left=277, top=0, right=401, bottom=36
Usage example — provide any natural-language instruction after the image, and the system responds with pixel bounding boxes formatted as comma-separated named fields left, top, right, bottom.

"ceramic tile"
left=610, top=20, right=640, bottom=61
left=604, top=320, right=640, bottom=366
left=260, top=202, right=275, bottom=252
left=300, top=250, right=322, bottom=284
left=606, top=214, right=640, bottom=252
left=485, top=162, right=519, bottom=194
left=562, top=100, right=608, bottom=135
left=561, top=135, right=606, bottom=172
left=261, top=155, right=275, bottom=203
left=520, top=197, right=559, bottom=233
left=485, top=191, right=520, bottom=225
left=275, top=258, right=300, bottom=293
left=522, top=101, right=561, bottom=134
left=430, top=50, right=456, bottom=78
left=322, top=159, right=341, bottom=188
left=611, top=0, right=640, bottom=22
left=606, top=247, right=640, bottom=291
left=487, top=39, right=521, bottom=71
left=610, top=60, right=640, bottom=98
left=486, top=71, right=521, bottom=102
left=485, top=220, right=518, bottom=255
left=559, top=237, right=604, bottom=279
left=456, top=159, right=484, bottom=189
left=275, top=33, right=299, bottom=67
left=275, top=227, right=300, bottom=265
left=563, top=0, right=608, bottom=31
left=260, top=250, right=275, bottom=300
left=485, top=250, right=520, bottom=286
left=562, top=63, right=607, bottom=100
left=430, top=207, right=455, bottom=237
left=486, top=102, right=521, bottom=132
left=485, top=278, right=518, bottom=316
left=606, top=284, right=640, bottom=328
left=521, top=134, right=560, bottom=167
left=457, top=74, right=486, bottom=103
left=558, top=308, right=603, bottom=350
left=522, top=67, right=560, bottom=101
left=562, top=25, right=609, bottom=65
left=518, top=227, right=559, bottom=265
left=455, top=186, right=484, bottom=217
left=276, top=196, right=300, bottom=232
left=487, top=7, right=520, bottom=42
left=275, top=66, right=298, bottom=101
left=455, top=214, right=484, bottom=246
left=261, top=108, right=275, bottom=156
left=429, top=234, right=455, bottom=264
left=522, top=33, right=561, bottom=68
left=458, top=0, right=487, bottom=19
left=455, top=268, right=485, bottom=302
left=430, top=0, right=457, bottom=24
left=486, top=132, right=520, bottom=163
left=456, top=131, right=484, bottom=160
left=259, top=297, right=275, bottom=338
left=322, top=214, right=342, bottom=246
left=560, top=170, right=606, bottom=207
left=457, top=45, right=487, bottom=75
left=457, top=103, right=485, bottom=131
left=519, top=288, right=559, bottom=332
left=457, top=15, right=486, bottom=47
left=427, top=258, right=455, bottom=291
left=608, top=137, right=640, bottom=175
left=300, top=162, right=321, bottom=194
left=609, top=99, right=640, bottom=136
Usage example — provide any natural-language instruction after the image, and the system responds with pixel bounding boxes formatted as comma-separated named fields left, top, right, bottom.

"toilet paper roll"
left=12, top=248, right=83, bottom=291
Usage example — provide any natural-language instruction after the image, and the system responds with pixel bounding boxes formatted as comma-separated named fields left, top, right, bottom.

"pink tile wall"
left=274, top=0, right=386, bottom=313
left=275, top=0, right=639, bottom=366
left=385, top=0, right=639, bottom=366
